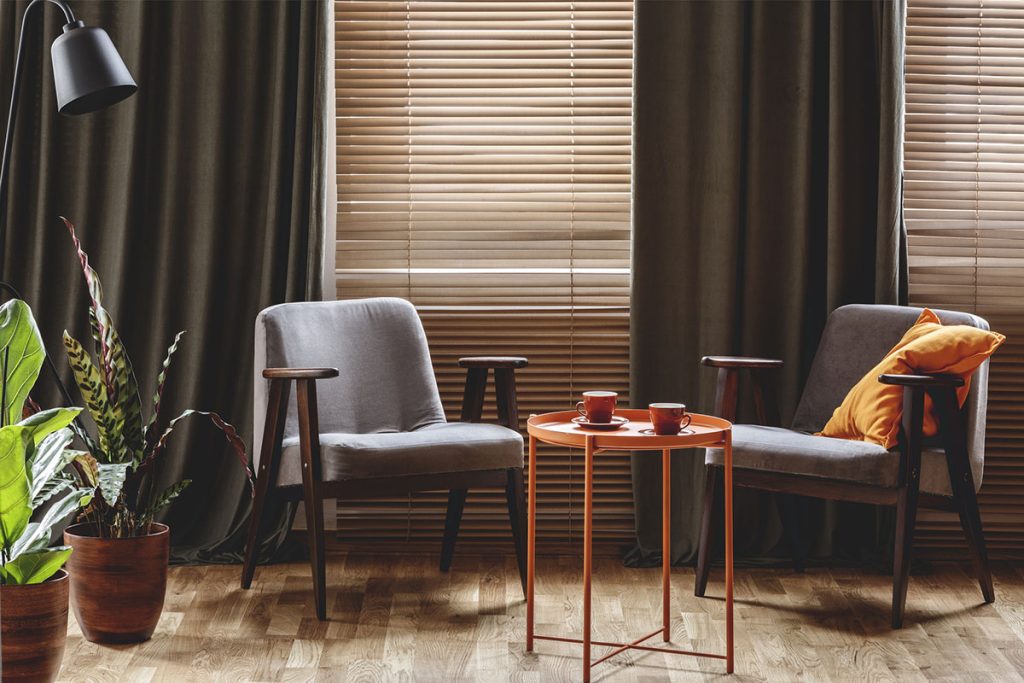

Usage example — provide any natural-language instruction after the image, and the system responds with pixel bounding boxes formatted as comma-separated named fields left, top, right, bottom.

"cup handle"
left=576, top=401, right=587, bottom=417
left=680, top=414, right=692, bottom=431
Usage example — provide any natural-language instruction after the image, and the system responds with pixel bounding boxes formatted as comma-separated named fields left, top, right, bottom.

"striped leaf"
left=143, top=330, right=185, bottom=458
left=140, top=480, right=190, bottom=523
left=62, top=332, right=122, bottom=462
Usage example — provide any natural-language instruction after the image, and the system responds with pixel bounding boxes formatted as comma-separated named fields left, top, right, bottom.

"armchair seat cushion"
left=705, top=424, right=962, bottom=495
left=277, top=422, right=524, bottom=486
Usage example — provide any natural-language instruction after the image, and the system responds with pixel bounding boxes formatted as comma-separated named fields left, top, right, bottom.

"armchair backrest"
left=253, top=298, right=446, bottom=462
left=792, top=304, right=990, bottom=485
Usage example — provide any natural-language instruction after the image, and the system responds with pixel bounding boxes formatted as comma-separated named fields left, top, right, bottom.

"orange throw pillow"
left=819, top=309, right=1004, bottom=448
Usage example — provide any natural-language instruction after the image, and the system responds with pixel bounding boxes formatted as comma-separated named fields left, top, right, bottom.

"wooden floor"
left=57, top=550, right=1024, bottom=682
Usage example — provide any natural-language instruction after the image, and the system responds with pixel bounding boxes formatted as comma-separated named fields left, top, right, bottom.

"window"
left=334, top=1, right=634, bottom=546
left=905, top=0, right=1024, bottom=556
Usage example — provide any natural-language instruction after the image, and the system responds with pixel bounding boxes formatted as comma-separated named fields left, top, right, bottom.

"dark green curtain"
left=627, top=0, right=907, bottom=567
left=0, top=0, right=329, bottom=562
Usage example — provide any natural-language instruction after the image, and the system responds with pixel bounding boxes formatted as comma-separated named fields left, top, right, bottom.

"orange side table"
left=525, top=409, right=734, bottom=680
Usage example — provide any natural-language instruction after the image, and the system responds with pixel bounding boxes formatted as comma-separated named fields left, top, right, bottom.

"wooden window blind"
left=905, top=0, right=1024, bottom=558
left=333, top=1, right=634, bottom=547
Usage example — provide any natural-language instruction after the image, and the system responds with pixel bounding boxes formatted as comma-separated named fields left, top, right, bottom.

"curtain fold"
left=0, top=0, right=330, bottom=562
left=628, top=0, right=907, bottom=567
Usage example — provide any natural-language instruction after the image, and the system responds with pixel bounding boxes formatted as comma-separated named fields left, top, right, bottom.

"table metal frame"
left=525, top=410, right=734, bottom=681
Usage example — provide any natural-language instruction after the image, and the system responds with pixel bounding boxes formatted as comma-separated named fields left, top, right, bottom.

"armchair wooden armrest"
left=459, top=356, right=528, bottom=429
left=701, top=355, right=783, bottom=424
left=702, top=355, right=784, bottom=369
left=459, top=356, right=528, bottom=369
left=878, top=373, right=964, bottom=388
left=263, top=367, right=339, bottom=380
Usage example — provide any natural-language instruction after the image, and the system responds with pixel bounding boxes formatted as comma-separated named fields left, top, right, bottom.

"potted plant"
left=59, top=217, right=253, bottom=644
left=0, top=298, right=93, bottom=683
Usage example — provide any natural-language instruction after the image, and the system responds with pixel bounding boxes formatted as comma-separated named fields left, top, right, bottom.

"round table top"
left=527, top=409, right=731, bottom=451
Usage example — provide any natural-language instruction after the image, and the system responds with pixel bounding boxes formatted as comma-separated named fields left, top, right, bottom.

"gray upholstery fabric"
left=706, top=426, right=964, bottom=496
left=277, top=423, right=523, bottom=486
left=253, top=298, right=523, bottom=486
left=712, top=305, right=991, bottom=496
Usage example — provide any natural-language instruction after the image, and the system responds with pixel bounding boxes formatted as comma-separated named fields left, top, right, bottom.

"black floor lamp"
left=0, top=0, right=137, bottom=403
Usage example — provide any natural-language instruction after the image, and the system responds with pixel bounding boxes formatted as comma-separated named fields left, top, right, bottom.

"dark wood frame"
left=240, top=357, right=529, bottom=621
left=693, top=355, right=995, bottom=628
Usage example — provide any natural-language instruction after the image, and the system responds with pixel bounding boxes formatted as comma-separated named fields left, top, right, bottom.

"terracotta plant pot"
left=0, top=569, right=69, bottom=682
left=64, top=522, right=170, bottom=644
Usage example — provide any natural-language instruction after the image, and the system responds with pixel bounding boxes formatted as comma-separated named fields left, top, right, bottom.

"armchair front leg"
left=241, top=366, right=338, bottom=621
left=880, top=372, right=994, bottom=609
left=879, top=372, right=972, bottom=627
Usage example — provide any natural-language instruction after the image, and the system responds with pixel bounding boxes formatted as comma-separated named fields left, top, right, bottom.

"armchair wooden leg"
left=776, top=493, right=806, bottom=573
left=932, top=386, right=995, bottom=605
left=440, top=489, right=468, bottom=572
left=953, top=481, right=995, bottom=603
left=505, top=468, right=528, bottom=594
left=892, top=485, right=920, bottom=629
left=695, top=465, right=721, bottom=597
left=297, top=379, right=328, bottom=621
left=242, top=378, right=290, bottom=590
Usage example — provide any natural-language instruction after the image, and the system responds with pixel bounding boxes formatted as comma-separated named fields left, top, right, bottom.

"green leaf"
left=0, top=426, right=32, bottom=552
left=0, top=299, right=45, bottom=426
left=26, top=429, right=75, bottom=504
left=0, top=547, right=71, bottom=585
left=10, top=485, right=92, bottom=559
left=97, top=462, right=129, bottom=506
left=19, top=407, right=81, bottom=443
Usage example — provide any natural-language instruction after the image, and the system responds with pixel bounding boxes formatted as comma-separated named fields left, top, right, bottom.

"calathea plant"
left=0, top=298, right=93, bottom=585
left=60, top=217, right=253, bottom=538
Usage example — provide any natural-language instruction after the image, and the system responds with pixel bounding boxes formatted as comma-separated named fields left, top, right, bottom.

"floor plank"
left=56, top=553, right=1024, bottom=682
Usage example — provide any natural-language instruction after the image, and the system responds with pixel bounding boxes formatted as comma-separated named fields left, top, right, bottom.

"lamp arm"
left=0, top=0, right=76, bottom=267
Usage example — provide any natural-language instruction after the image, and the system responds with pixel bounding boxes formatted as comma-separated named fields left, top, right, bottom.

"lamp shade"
left=50, top=22, right=136, bottom=116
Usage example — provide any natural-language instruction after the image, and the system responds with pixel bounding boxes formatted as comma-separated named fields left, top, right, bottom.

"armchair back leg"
left=694, top=465, right=721, bottom=597
left=505, top=467, right=527, bottom=594
left=440, top=489, right=469, bottom=572
left=776, top=493, right=806, bottom=573
left=242, top=378, right=291, bottom=590
left=297, top=378, right=328, bottom=621
left=953, top=486, right=995, bottom=603
left=931, top=387, right=995, bottom=604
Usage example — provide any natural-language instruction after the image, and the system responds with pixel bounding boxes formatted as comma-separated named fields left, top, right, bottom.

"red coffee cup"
left=649, top=403, right=692, bottom=435
left=576, top=391, right=617, bottom=423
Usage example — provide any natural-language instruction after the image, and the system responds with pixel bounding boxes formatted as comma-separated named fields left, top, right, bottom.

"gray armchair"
left=695, top=304, right=995, bottom=628
left=240, top=298, right=528, bottom=620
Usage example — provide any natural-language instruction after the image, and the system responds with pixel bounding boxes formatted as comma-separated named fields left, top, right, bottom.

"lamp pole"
left=0, top=0, right=136, bottom=402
